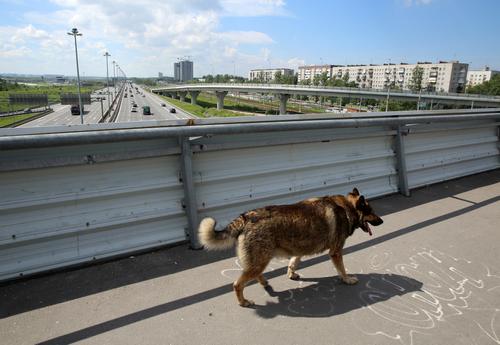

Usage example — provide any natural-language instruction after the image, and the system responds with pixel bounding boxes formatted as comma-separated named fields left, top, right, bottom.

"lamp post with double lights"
left=112, top=60, right=116, bottom=100
left=67, top=28, right=84, bottom=124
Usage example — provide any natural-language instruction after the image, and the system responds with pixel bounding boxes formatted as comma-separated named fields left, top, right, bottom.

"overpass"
left=152, top=83, right=500, bottom=114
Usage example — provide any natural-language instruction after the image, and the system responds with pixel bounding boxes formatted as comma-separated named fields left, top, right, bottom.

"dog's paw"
left=239, top=299, right=255, bottom=307
left=342, top=275, right=358, bottom=285
left=288, top=272, right=300, bottom=280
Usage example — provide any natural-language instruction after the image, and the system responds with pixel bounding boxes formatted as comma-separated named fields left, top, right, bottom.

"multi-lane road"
left=20, top=88, right=117, bottom=127
left=19, top=84, right=194, bottom=128
left=115, top=85, right=194, bottom=122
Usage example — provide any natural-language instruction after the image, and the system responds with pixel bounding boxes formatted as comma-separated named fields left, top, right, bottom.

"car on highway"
left=170, top=108, right=176, bottom=113
left=132, top=103, right=137, bottom=107
left=142, top=105, right=151, bottom=115
left=131, top=108, right=137, bottom=113
left=70, top=104, right=83, bottom=115
left=160, top=103, right=166, bottom=107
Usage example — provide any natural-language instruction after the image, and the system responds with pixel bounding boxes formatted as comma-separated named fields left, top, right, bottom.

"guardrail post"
left=395, top=125, right=410, bottom=197
left=180, top=137, right=202, bottom=249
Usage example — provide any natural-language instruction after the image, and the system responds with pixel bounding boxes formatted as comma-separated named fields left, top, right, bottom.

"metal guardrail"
left=0, top=109, right=499, bottom=281
left=99, top=84, right=125, bottom=123
left=2, top=109, right=54, bottom=128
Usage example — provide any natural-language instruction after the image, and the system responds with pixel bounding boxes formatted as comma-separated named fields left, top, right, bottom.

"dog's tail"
left=198, top=215, right=246, bottom=250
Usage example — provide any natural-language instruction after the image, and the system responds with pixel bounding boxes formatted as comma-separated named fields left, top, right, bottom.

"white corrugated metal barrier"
left=0, top=109, right=499, bottom=281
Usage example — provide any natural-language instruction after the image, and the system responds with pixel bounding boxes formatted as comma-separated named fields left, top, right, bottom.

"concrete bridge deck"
left=1, top=170, right=499, bottom=345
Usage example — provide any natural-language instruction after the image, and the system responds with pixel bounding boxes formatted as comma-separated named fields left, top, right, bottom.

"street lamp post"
left=104, top=52, right=111, bottom=113
left=112, top=60, right=116, bottom=100
left=67, top=28, right=84, bottom=124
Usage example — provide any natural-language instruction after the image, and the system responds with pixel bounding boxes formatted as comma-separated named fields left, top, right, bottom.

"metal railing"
left=152, top=83, right=500, bottom=104
left=0, top=108, right=499, bottom=281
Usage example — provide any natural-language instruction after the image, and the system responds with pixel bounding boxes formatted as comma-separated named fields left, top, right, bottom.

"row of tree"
left=201, top=74, right=246, bottom=83
left=467, top=74, right=500, bottom=95
left=0, top=78, right=22, bottom=91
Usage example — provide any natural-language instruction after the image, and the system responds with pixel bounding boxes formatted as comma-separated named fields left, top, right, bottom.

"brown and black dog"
left=198, top=188, right=383, bottom=307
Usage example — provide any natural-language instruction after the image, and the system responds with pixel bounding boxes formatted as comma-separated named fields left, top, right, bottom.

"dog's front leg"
left=329, top=249, right=358, bottom=284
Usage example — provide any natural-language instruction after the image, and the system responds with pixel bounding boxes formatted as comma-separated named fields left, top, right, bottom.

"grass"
left=0, top=112, right=44, bottom=127
left=0, top=84, right=101, bottom=112
left=159, top=95, right=253, bottom=118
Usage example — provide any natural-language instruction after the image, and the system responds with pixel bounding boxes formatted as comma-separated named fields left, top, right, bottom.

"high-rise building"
left=174, top=60, right=193, bottom=82
left=158, top=72, right=163, bottom=79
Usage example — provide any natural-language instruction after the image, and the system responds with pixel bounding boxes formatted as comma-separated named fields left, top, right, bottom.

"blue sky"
left=0, top=0, right=498, bottom=77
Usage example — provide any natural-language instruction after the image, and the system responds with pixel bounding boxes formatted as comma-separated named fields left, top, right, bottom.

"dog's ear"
left=352, top=188, right=360, bottom=196
left=356, top=195, right=366, bottom=209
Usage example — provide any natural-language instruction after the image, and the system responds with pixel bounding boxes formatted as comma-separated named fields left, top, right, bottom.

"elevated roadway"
left=1, top=170, right=499, bottom=345
left=153, top=83, right=500, bottom=114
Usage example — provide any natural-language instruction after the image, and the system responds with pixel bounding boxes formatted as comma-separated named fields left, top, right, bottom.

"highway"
left=20, top=88, right=117, bottom=127
left=115, top=85, right=194, bottom=122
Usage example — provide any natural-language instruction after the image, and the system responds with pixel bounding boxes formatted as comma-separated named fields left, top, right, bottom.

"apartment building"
left=297, top=64, right=340, bottom=83
left=467, top=67, right=500, bottom=87
left=249, top=68, right=294, bottom=82
left=298, top=61, right=468, bottom=93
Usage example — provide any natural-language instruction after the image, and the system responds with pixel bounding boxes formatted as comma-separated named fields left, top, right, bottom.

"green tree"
left=409, top=66, right=424, bottom=92
left=342, top=72, right=349, bottom=84
left=467, top=74, right=500, bottom=95
left=312, top=74, right=321, bottom=86
left=274, top=70, right=282, bottom=84
left=319, top=72, right=329, bottom=86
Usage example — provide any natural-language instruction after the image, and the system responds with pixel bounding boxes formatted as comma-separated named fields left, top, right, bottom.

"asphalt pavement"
left=19, top=88, right=116, bottom=127
left=115, top=85, right=194, bottom=122
left=1, top=169, right=499, bottom=345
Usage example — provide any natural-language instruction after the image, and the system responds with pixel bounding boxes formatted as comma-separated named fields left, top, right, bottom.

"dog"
left=198, top=188, right=383, bottom=307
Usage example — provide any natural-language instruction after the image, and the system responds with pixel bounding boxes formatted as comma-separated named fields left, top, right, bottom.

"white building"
left=467, top=67, right=499, bottom=87
left=249, top=68, right=294, bottom=82
left=297, top=64, right=338, bottom=83
left=298, top=61, right=468, bottom=93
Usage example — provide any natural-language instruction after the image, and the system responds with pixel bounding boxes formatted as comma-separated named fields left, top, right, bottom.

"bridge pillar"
left=179, top=91, right=187, bottom=102
left=190, top=91, right=200, bottom=105
left=170, top=92, right=177, bottom=99
left=215, top=91, right=228, bottom=110
left=277, top=94, right=290, bottom=115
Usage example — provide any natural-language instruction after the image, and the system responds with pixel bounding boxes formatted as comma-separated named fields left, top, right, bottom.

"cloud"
left=0, top=0, right=295, bottom=76
left=220, top=0, right=288, bottom=16
left=218, top=31, right=274, bottom=45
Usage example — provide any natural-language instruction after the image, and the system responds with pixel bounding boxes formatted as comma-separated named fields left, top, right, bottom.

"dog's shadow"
left=253, top=273, right=423, bottom=319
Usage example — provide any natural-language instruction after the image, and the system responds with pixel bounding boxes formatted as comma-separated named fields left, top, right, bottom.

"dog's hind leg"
left=257, top=274, right=269, bottom=287
left=233, top=262, right=270, bottom=307
left=287, top=256, right=302, bottom=280
left=329, top=249, right=358, bottom=285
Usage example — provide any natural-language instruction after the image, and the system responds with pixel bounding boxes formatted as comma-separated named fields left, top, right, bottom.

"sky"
left=0, top=0, right=499, bottom=77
